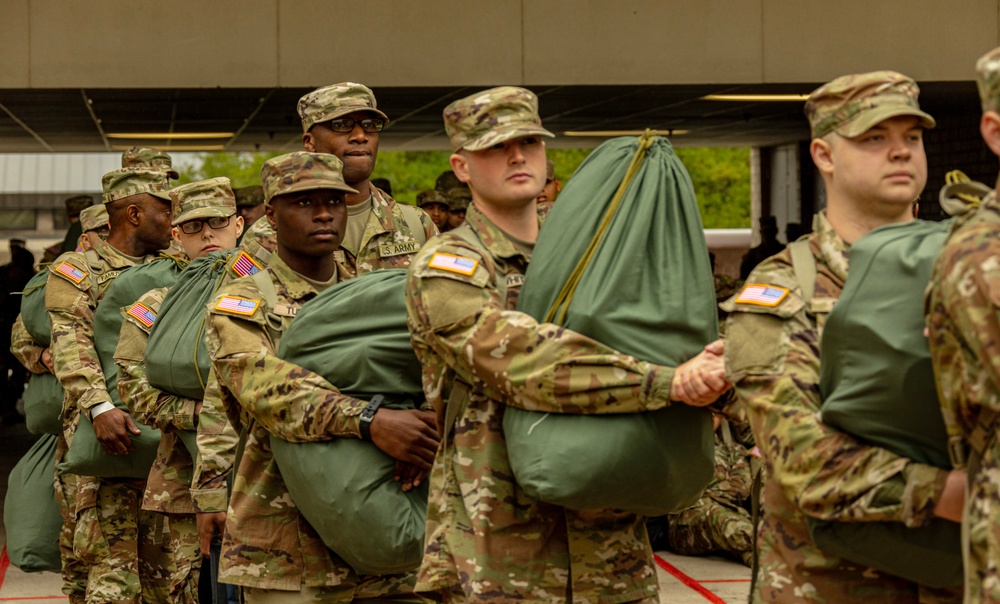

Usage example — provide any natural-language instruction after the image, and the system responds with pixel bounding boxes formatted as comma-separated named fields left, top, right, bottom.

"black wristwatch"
left=359, top=395, right=384, bottom=441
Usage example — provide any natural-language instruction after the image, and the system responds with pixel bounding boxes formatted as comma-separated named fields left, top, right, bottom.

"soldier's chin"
left=342, top=161, right=374, bottom=185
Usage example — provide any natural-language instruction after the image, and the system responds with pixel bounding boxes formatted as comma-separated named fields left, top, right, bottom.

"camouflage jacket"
left=406, top=205, right=678, bottom=604
left=336, top=186, right=437, bottom=279
left=206, top=253, right=416, bottom=596
left=724, top=212, right=951, bottom=603
left=926, top=189, right=1000, bottom=601
left=10, top=314, right=47, bottom=374
left=115, top=286, right=196, bottom=514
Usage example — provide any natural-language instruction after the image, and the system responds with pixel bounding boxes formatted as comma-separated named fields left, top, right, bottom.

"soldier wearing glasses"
left=299, top=83, right=437, bottom=278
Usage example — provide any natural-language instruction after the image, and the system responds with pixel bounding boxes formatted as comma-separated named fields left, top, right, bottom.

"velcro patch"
left=214, top=296, right=261, bottom=317
left=231, top=251, right=263, bottom=277
left=126, top=302, right=157, bottom=329
left=428, top=253, right=479, bottom=277
left=735, top=284, right=790, bottom=307
left=55, top=262, right=87, bottom=284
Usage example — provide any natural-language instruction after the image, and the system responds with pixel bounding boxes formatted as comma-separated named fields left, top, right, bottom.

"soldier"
left=416, top=189, right=450, bottom=232
left=443, top=188, right=470, bottom=231
left=46, top=167, right=174, bottom=604
left=76, top=204, right=110, bottom=252
left=205, top=151, right=438, bottom=603
left=433, top=170, right=465, bottom=197
left=54, top=195, right=95, bottom=258
left=235, top=185, right=266, bottom=231
left=115, top=178, right=244, bottom=603
left=405, top=86, right=728, bottom=604
left=535, top=158, right=561, bottom=219
left=299, top=82, right=437, bottom=278
left=121, top=146, right=181, bottom=181
left=926, top=46, right=1000, bottom=603
left=723, top=72, right=965, bottom=602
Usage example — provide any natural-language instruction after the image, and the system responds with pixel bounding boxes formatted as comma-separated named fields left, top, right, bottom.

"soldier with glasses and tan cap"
left=299, top=83, right=437, bottom=278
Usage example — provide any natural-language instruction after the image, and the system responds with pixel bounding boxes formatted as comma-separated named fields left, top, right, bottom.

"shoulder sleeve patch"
left=428, top=252, right=479, bottom=276
left=231, top=251, right=263, bottom=277
left=213, top=296, right=261, bottom=317
left=125, top=302, right=157, bottom=329
left=734, top=284, right=790, bottom=307
left=54, top=262, right=87, bottom=284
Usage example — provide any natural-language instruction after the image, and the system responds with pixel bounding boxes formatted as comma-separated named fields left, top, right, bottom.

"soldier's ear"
left=302, top=132, right=316, bottom=153
left=981, top=111, right=1000, bottom=157
left=450, top=153, right=471, bottom=184
left=810, top=137, right=835, bottom=177
left=126, top=204, right=142, bottom=227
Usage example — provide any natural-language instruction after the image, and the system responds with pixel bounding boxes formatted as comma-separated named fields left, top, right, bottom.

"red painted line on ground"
left=654, top=553, right=728, bottom=604
left=0, top=547, right=9, bottom=591
left=698, top=579, right=752, bottom=583
left=0, top=598, right=69, bottom=601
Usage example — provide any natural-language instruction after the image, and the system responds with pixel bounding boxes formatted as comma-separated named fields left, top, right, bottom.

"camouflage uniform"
left=47, top=168, right=174, bottom=604
left=75, top=204, right=110, bottom=252
left=665, top=420, right=756, bottom=566
left=926, top=46, right=1000, bottom=604
left=121, top=146, right=180, bottom=180
left=205, top=152, right=423, bottom=601
left=405, top=86, right=684, bottom=604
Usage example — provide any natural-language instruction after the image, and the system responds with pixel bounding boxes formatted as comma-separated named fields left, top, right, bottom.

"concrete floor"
left=0, top=416, right=751, bottom=603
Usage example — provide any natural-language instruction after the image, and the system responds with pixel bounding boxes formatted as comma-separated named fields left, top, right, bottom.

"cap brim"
left=150, top=191, right=173, bottom=202
left=461, top=124, right=556, bottom=152
left=267, top=180, right=359, bottom=204
left=171, top=206, right=235, bottom=226
left=835, top=106, right=936, bottom=138
left=320, top=107, right=390, bottom=125
left=167, top=169, right=180, bottom=179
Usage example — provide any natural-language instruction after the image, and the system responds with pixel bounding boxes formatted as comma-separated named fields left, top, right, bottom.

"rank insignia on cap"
left=735, top=284, right=790, bottom=307
left=428, top=253, right=479, bottom=277
left=214, top=296, right=261, bottom=317
left=231, top=251, right=263, bottom=277
left=55, top=262, right=87, bottom=284
left=126, top=302, right=157, bottom=329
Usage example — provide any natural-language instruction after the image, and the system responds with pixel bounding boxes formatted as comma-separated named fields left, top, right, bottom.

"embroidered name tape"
left=428, top=253, right=479, bottom=277
left=215, top=296, right=261, bottom=317
left=379, top=241, right=420, bottom=258
left=126, top=302, right=157, bottom=329
left=231, top=251, right=263, bottom=277
left=735, top=284, right=790, bottom=307
left=55, top=262, right=87, bottom=284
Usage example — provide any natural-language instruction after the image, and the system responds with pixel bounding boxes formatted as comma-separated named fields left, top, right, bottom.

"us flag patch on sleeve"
left=428, top=253, right=479, bottom=277
left=735, top=284, right=790, bottom=307
left=126, top=302, right=157, bottom=329
left=231, top=251, right=262, bottom=277
left=55, top=262, right=87, bottom=284
left=214, top=296, right=261, bottom=317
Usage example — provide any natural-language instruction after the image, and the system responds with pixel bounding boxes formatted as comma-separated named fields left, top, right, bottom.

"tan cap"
left=976, top=47, right=1000, bottom=113
left=64, top=194, right=94, bottom=216
left=234, top=185, right=265, bottom=208
left=445, top=187, right=472, bottom=212
left=297, top=82, right=389, bottom=133
left=443, top=86, right=555, bottom=152
left=261, top=151, right=358, bottom=204
left=170, top=177, right=236, bottom=226
left=805, top=71, right=936, bottom=139
left=79, top=204, right=109, bottom=232
left=121, top=146, right=179, bottom=179
left=416, top=189, right=448, bottom=208
left=101, top=168, right=172, bottom=204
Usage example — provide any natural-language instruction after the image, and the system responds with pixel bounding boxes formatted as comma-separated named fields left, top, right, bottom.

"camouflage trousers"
left=158, top=513, right=200, bottom=604
left=438, top=587, right=654, bottom=604
left=667, top=498, right=754, bottom=567
left=73, top=478, right=174, bottom=604
left=244, top=586, right=436, bottom=604
left=54, top=434, right=88, bottom=604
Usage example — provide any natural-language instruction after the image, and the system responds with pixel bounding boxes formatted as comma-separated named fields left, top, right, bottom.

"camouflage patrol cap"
left=435, top=170, right=466, bottom=194
left=101, top=168, right=172, bottom=204
left=121, top=146, right=179, bottom=179
left=416, top=189, right=448, bottom=208
left=240, top=215, right=278, bottom=258
left=79, top=204, right=109, bottom=232
left=444, top=86, right=555, bottom=152
left=297, top=83, right=389, bottom=133
left=805, top=71, right=936, bottom=139
left=975, top=47, right=1000, bottom=113
left=446, top=187, right=472, bottom=212
left=261, top=151, right=358, bottom=204
left=234, top=185, right=265, bottom=208
left=64, top=194, right=94, bottom=216
left=170, top=177, right=236, bottom=226
left=545, top=159, right=555, bottom=180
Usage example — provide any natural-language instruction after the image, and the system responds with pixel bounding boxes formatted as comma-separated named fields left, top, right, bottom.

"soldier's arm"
left=406, top=243, right=726, bottom=415
left=191, top=369, right=237, bottom=514
left=10, top=314, right=48, bottom=374
left=726, top=264, right=948, bottom=527
left=114, top=291, right=198, bottom=432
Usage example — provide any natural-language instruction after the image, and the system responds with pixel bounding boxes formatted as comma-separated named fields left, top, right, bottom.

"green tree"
left=676, top=147, right=751, bottom=229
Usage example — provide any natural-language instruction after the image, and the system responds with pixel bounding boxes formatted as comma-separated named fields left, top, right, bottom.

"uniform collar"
left=464, top=204, right=536, bottom=262
left=92, top=238, right=151, bottom=269
left=811, top=210, right=850, bottom=284
left=267, top=252, right=325, bottom=302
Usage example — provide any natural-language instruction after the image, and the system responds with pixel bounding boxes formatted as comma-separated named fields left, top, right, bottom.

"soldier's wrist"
left=89, top=401, right=117, bottom=421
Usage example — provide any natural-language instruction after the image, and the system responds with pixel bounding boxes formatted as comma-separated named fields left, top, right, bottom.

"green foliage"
left=176, top=145, right=751, bottom=228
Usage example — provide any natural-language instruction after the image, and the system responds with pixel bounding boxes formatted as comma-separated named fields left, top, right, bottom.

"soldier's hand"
left=670, top=340, right=730, bottom=407
left=933, top=469, right=966, bottom=523
left=197, top=512, right=227, bottom=558
left=394, top=460, right=430, bottom=492
left=41, top=348, right=55, bottom=373
left=92, top=408, right=141, bottom=455
left=369, top=408, right=440, bottom=472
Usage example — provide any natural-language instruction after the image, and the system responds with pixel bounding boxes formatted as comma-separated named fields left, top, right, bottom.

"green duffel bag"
left=5, top=434, right=62, bottom=572
left=61, top=257, right=185, bottom=478
left=23, top=372, right=63, bottom=436
left=509, top=133, right=716, bottom=516
left=146, top=250, right=234, bottom=400
left=20, top=270, right=51, bottom=345
left=814, top=219, right=961, bottom=588
left=273, top=269, right=428, bottom=576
